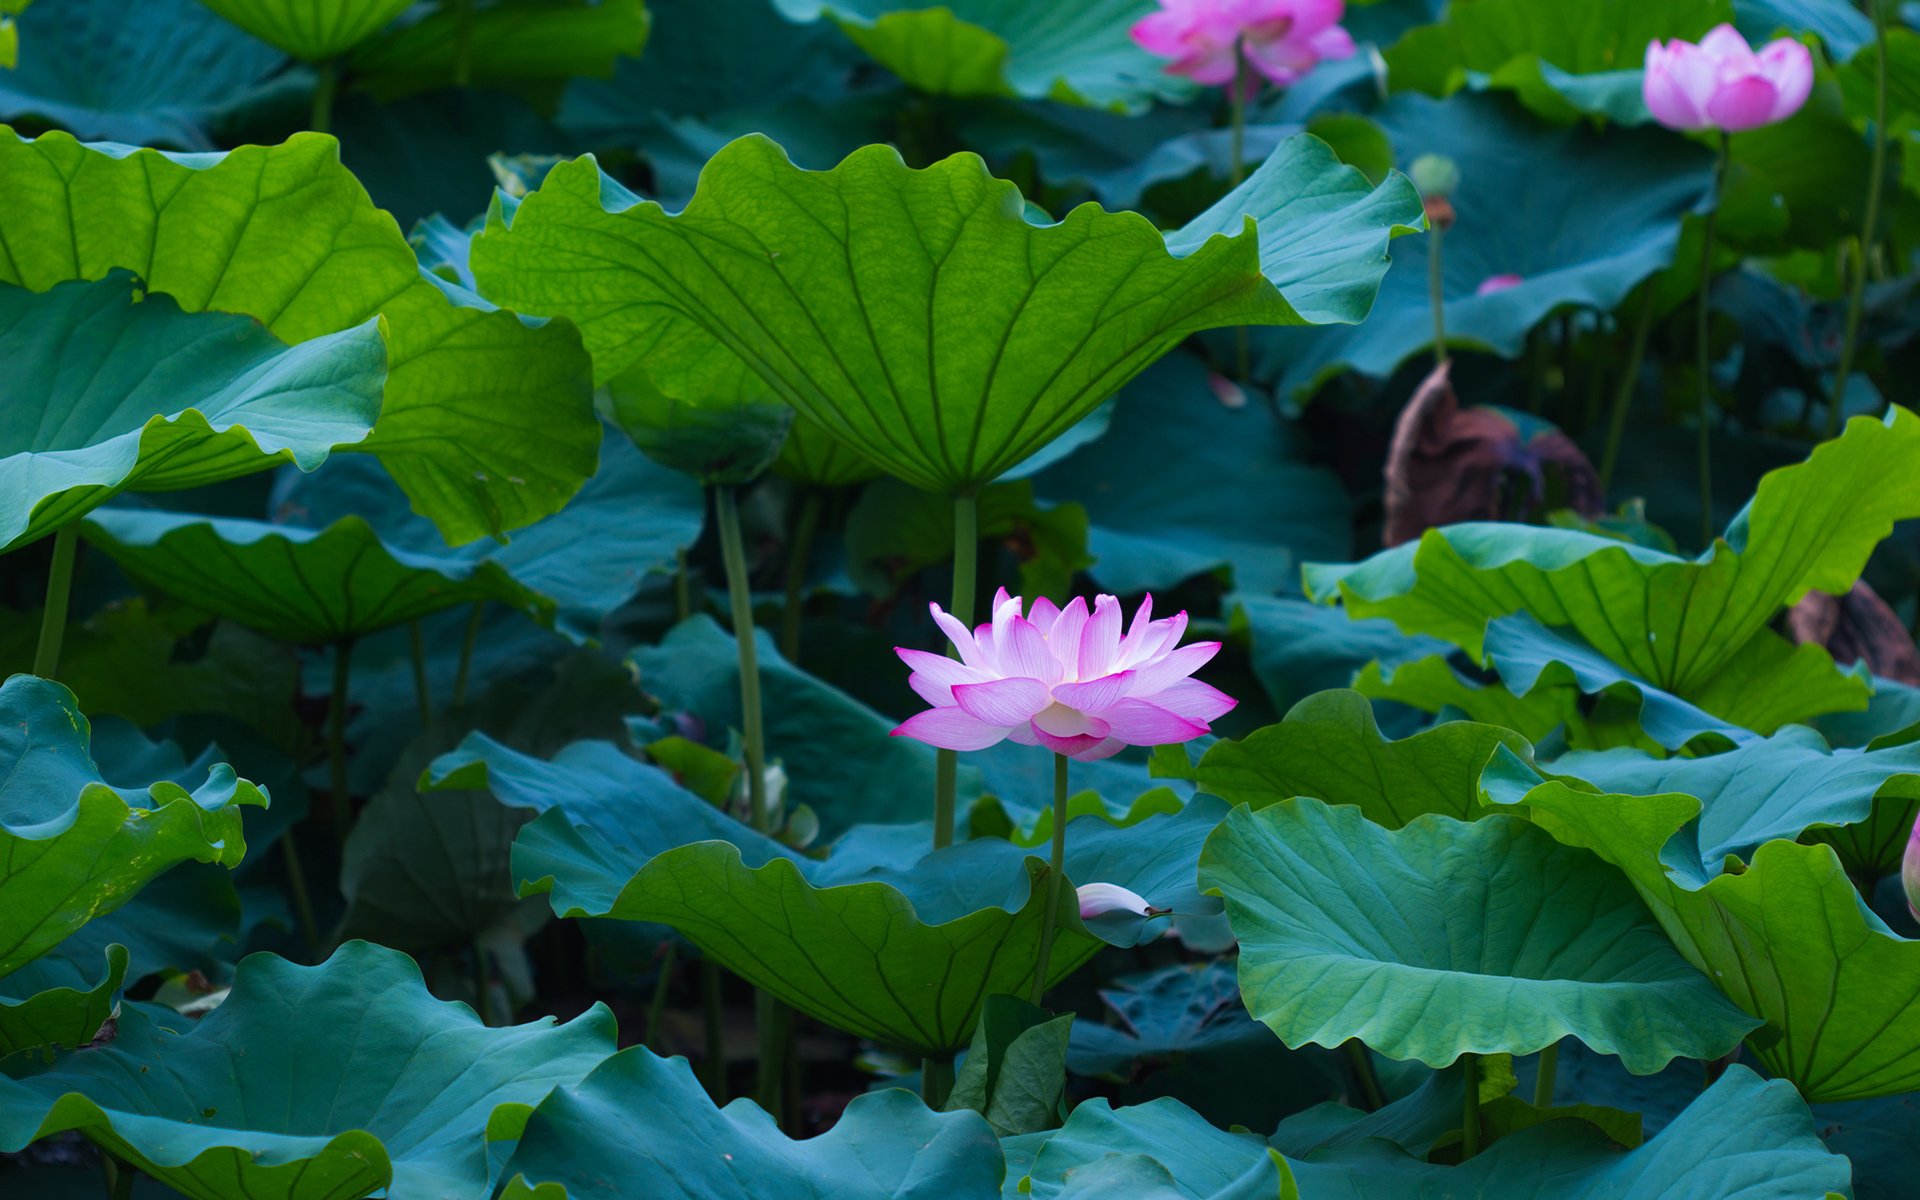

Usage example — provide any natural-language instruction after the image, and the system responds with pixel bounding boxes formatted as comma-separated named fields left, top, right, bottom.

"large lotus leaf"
left=1196, top=689, right=1530, bottom=825
left=629, top=616, right=943, bottom=839
left=1384, top=0, right=1732, bottom=125
left=0, top=0, right=292, bottom=148
left=470, top=132, right=1421, bottom=494
left=1553, top=725, right=1920, bottom=880
left=0, top=675, right=264, bottom=979
left=0, top=946, right=124, bottom=1058
left=1305, top=408, right=1920, bottom=727
left=83, top=435, right=697, bottom=643
left=196, top=0, right=412, bottom=59
left=0, top=274, right=382, bottom=552
left=1232, top=593, right=1456, bottom=718
left=1351, top=651, right=1578, bottom=743
left=769, top=0, right=1178, bottom=111
left=498, top=1047, right=1003, bottom=1200
left=604, top=368, right=795, bottom=485
left=0, top=128, right=598, bottom=544
left=1483, top=749, right=1920, bottom=1101
left=1254, top=93, right=1712, bottom=401
left=349, top=0, right=649, bottom=101
left=1017, top=1067, right=1849, bottom=1199
left=0, top=941, right=615, bottom=1200
left=1031, top=353, right=1349, bottom=595
left=1199, top=798, right=1758, bottom=1072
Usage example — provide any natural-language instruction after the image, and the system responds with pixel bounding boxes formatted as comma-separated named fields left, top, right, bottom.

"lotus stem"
left=1830, top=0, right=1890, bottom=439
left=32, top=524, right=78, bottom=680
left=327, top=638, right=355, bottom=844
left=1030, top=753, right=1071, bottom=1006
left=933, top=492, right=980, bottom=852
left=408, top=619, right=432, bottom=727
left=1229, top=41, right=1250, bottom=380
left=922, top=1055, right=955, bottom=1109
left=1460, top=1051, right=1481, bottom=1160
left=675, top=547, right=692, bottom=623
left=1344, top=1040, right=1386, bottom=1111
left=702, top=959, right=726, bottom=1101
left=715, top=485, right=791, bottom=1120
left=102, top=1154, right=135, bottom=1200
left=453, top=601, right=484, bottom=708
left=780, top=489, right=824, bottom=664
left=1428, top=222, right=1447, bottom=368
left=278, top=837, right=319, bottom=958
left=1535, top=1042, right=1559, bottom=1107
left=1598, top=288, right=1658, bottom=492
left=310, top=59, right=338, bottom=135
left=1696, top=132, right=1731, bottom=549
left=644, top=942, right=678, bottom=1047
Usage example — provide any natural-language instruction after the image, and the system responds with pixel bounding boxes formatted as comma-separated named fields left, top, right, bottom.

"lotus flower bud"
left=1409, top=154, right=1460, bottom=199
left=1904, top=813, right=1920, bottom=923
left=1076, top=882, right=1154, bottom=919
left=1644, top=26, right=1811, bottom=133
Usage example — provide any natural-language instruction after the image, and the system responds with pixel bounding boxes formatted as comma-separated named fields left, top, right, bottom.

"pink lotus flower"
left=1643, top=25, right=1812, bottom=133
left=892, top=589, right=1236, bottom=762
left=1475, top=274, right=1524, bottom=296
left=1905, top=814, right=1920, bottom=923
left=1131, top=0, right=1355, bottom=88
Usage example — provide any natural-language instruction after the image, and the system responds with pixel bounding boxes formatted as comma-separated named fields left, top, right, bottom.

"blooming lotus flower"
left=1077, top=882, right=1157, bottom=919
left=892, top=589, right=1236, bottom=762
left=1131, top=0, right=1355, bottom=88
left=1643, top=25, right=1812, bottom=133
left=1905, top=814, right=1920, bottom=923
left=1475, top=274, right=1524, bottom=297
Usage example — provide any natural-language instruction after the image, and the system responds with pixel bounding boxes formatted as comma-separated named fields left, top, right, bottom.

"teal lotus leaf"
left=0, top=273, right=382, bottom=552
left=0, top=941, right=615, bottom=1200
left=1199, top=798, right=1759, bottom=1072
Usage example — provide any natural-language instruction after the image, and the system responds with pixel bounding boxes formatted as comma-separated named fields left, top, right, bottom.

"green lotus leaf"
left=197, top=0, right=413, bottom=59
left=1305, top=407, right=1920, bottom=731
left=0, top=941, right=615, bottom=1200
left=1019, top=1066, right=1849, bottom=1199
left=1383, top=0, right=1732, bottom=125
left=1815, top=1090, right=1920, bottom=1200
left=1031, top=354, right=1349, bottom=596
left=1272, top=1055, right=1523, bottom=1161
left=1483, top=748, right=1920, bottom=1101
left=0, top=675, right=264, bottom=980
left=0, top=0, right=291, bottom=148
left=349, top=0, right=649, bottom=102
left=1196, top=689, right=1530, bottom=825
left=497, top=1046, right=1003, bottom=1200
left=1232, top=593, right=1456, bottom=717
left=1738, top=0, right=1869, bottom=56
left=1552, top=724, right=1920, bottom=880
left=0, top=127, right=598, bottom=544
left=947, top=994, right=1073, bottom=1137
left=1199, top=798, right=1759, bottom=1072
left=0, top=273, right=382, bottom=552
left=1254, top=93, right=1712, bottom=401
left=0, top=945, right=124, bottom=1058
left=470, top=132, right=1421, bottom=494
left=768, top=0, right=1181, bottom=111
left=83, top=435, right=697, bottom=643
left=1066, top=960, right=1277, bottom=1081
left=1351, top=652, right=1577, bottom=744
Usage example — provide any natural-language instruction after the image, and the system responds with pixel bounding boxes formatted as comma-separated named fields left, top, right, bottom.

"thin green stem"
left=934, top=493, right=979, bottom=852
left=702, top=959, right=727, bottom=1101
left=102, top=1154, right=135, bottom=1200
left=1830, top=0, right=1890, bottom=438
left=1030, top=753, right=1070, bottom=1006
left=1696, top=132, right=1730, bottom=549
left=310, top=59, right=338, bottom=134
left=644, top=942, right=679, bottom=1046
left=327, top=639, right=355, bottom=844
left=1460, top=1052, right=1482, bottom=1160
left=922, top=1055, right=955, bottom=1110
left=278, top=836, right=319, bottom=957
left=1599, top=288, right=1658, bottom=492
left=453, top=601, right=484, bottom=708
left=1344, top=1041, right=1386, bottom=1111
left=780, top=489, right=824, bottom=664
left=408, top=619, right=432, bottom=727
left=716, top=485, right=789, bottom=1119
left=675, top=547, right=693, bottom=623
left=1428, top=222, right=1447, bottom=367
left=32, top=525, right=78, bottom=679
left=451, top=0, right=475, bottom=86
left=1534, top=1042, right=1559, bottom=1108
